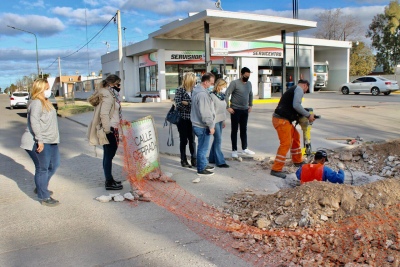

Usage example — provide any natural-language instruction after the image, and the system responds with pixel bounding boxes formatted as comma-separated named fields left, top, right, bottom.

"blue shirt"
left=296, top=165, right=345, bottom=184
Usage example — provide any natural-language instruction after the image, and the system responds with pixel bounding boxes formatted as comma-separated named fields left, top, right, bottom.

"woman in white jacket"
left=209, top=79, right=229, bottom=168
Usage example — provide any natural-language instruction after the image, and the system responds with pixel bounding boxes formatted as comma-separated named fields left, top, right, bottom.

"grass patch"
left=58, top=105, right=94, bottom=117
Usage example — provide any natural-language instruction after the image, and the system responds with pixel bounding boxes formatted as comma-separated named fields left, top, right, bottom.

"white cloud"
left=133, top=27, right=142, bottom=34
left=83, top=0, right=100, bottom=7
left=143, top=15, right=182, bottom=27
left=18, top=0, right=45, bottom=9
left=122, top=0, right=215, bottom=15
left=51, top=7, right=116, bottom=26
left=0, top=13, right=65, bottom=37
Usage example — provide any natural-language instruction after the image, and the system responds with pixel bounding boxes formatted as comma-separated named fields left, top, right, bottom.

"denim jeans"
left=209, top=121, right=226, bottom=165
left=103, top=129, right=118, bottom=182
left=230, top=108, right=249, bottom=151
left=176, top=119, right=196, bottom=161
left=192, top=126, right=211, bottom=172
left=26, top=143, right=60, bottom=200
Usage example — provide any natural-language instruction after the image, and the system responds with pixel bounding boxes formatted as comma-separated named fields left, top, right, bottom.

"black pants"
left=230, top=108, right=249, bottom=151
left=103, top=128, right=118, bottom=182
left=176, top=119, right=196, bottom=161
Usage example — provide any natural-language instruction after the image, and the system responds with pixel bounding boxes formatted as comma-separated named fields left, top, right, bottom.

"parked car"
left=10, top=91, right=29, bottom=109
left=340, top=76, right=399, bottom=96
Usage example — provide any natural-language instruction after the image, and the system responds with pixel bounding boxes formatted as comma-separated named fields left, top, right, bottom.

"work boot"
left=294, top=161, right=306, bottom=167
left=270, top=170, right=286, bottom=179
left=191, top=157, right=197, bottom=167
left=181, top=160, right=192, bottom=168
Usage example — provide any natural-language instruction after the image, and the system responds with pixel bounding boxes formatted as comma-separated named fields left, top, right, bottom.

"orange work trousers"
left=271, top=116, right=302, bottom=172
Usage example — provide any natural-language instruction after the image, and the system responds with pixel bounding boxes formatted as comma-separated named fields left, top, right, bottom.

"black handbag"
left=163, top=104, right=181, bottom=146
left=165, top=104, right=181, bottom=125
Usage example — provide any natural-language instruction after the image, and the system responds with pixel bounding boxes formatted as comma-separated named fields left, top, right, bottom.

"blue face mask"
left=208, top=86, right=214, bottom=92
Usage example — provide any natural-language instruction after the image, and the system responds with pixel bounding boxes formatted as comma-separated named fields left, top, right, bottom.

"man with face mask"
left=191, top=73, right=216, bottom=176
left=225, top=67, right=254, bottom=159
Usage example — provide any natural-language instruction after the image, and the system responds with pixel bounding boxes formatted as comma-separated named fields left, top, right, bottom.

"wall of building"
left=315, top=48, right=350, bottom=91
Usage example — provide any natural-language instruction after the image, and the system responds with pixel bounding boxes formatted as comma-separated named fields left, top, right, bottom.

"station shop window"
left=139, top=65, right=158, bottom=92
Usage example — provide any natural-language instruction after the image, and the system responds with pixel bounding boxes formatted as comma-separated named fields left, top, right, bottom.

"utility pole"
left=58, top=57, right=63, bottom=97
left=117, top=10, right=125, bottom=100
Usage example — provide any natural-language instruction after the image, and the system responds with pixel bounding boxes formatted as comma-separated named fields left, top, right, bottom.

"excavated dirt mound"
left=223, top=139, right=400, bottom=266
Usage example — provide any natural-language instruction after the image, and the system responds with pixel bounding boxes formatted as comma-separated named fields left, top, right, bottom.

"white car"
left=10, top=91, right=29, bottom=109
left=340, top=76, right=399, bottom=96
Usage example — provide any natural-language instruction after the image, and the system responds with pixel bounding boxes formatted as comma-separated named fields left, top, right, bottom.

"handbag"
left=163, top=104, right=181, bottom=146
left=165, top=104, right=181, bottom=125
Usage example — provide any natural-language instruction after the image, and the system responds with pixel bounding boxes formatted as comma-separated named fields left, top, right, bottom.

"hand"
left=209, top=128, right=215, bottom=135
left=308, top=114, right=316, bottom=122
left=36, top=142, right=44, bottom=153
left=337, top=162, right=345, bottom=170
left=222, top=121, right=226, bottom=128
left=248, top=106, right=252, bottom=113
left=227, top=108, right=234, bottom=114
left=182, top=101, right=189, bottom=105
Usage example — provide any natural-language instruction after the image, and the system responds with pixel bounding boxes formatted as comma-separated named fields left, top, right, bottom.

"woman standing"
left=209, top=79, right=229, bottom=168
left=88, top=75, right=123, bottom=190
left=21, top=78, right=60, bottom=206
left=175, top=72, right=197, bottom=168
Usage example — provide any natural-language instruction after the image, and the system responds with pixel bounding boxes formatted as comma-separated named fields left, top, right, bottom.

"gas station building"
left=101, top=9, right=352, bottom=102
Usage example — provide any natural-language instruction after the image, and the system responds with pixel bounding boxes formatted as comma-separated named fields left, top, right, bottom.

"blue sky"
left=0, top=0, right=390, bottom=90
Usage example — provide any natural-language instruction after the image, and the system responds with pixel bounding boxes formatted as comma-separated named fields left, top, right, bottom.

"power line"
left=42, top=13, right=117, bottom=71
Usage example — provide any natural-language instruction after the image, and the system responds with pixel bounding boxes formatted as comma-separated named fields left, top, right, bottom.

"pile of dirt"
left=223, top=139, right=400, bottom=266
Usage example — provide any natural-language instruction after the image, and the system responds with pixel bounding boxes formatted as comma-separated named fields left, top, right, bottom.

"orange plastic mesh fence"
left=120, top=121, right=400, bottom=266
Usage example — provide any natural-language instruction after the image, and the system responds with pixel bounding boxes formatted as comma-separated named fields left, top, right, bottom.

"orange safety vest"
left=300, top=163, right=324, bottom=184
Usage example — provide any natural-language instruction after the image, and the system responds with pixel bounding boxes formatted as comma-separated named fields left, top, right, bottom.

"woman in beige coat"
left=87, top=75, right=123, bottom=190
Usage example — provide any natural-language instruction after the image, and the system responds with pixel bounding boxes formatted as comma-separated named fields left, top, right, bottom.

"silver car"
left=340, top=76, right=399, bottom=96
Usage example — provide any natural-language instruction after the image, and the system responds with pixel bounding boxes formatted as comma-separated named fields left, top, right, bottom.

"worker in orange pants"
left=270, top=80, right=315, bottom=179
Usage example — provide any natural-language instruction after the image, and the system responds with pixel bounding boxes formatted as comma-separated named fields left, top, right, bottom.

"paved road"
left=0, top=92, right=399, bottom=267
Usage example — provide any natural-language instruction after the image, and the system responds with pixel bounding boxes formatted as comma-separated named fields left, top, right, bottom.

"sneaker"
left=205, top=165, right=215, bottom=171
left=113, top=180, right=122, bottom=185
left=105, top=181, right=123, bottom=190
left=242, top=149, right=255, bottom=155
left=232, top=151, right=238, bottom=158
left=217, top=163, right=230, bottom=168
left=197, top=169, right=215, bottom=176
left=294, top=161, right=306, bottom=167
left=270, top=170, right=286, bottom=179
left=40, top=197, right=60, bottom=207
left=34, top=188, right=53, bottom=196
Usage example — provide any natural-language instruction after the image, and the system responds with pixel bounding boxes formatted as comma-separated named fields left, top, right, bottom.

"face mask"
left=221, top=87, right=227, bottom=94
left=208, top=86, right=214, bottom=92
left=112, top=86, right=120, bottom=92
left=44, top=89, right=52, bottom=98
left=242, top=76, right=249, bottom=82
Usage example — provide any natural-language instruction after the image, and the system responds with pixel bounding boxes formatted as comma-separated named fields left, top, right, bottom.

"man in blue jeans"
left=191, top=73, right=216, bottom=176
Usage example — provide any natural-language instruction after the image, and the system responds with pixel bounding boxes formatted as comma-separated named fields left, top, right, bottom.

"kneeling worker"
left=296, top=150, right=345, bottom=184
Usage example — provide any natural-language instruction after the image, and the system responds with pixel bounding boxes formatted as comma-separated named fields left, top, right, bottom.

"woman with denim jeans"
left=209, top=79, right=229, bottom=168
left=20, top=78, right=60, bottom=207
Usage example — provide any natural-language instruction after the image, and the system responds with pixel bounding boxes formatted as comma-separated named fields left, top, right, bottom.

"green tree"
left=350, top=42, right=376, bottom=76
left=367, top=0, right=400, bottom=73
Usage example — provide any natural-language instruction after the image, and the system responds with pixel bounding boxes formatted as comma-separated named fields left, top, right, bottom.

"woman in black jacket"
left=174, top=72, right=197, bottom=168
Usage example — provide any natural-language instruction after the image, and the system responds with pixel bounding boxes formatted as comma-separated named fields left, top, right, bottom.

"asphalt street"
left=0, top=92, right=399, bottom=267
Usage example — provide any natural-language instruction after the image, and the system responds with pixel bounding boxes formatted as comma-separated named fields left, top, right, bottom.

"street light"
left=7, top=25, right=40, bottom=77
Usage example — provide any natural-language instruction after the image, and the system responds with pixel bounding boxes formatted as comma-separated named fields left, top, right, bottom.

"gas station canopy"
left=149, top=9, right=317, bottom=41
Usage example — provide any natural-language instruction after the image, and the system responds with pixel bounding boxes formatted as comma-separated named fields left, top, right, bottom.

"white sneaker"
left=232, top=151, right=238, bottom=158
left=242, top=149, right=255, bottom=155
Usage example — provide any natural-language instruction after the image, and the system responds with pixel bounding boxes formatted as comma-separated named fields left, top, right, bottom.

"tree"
left=314, top=8, right=363, bottom=41
left=350, top=42, right=376, bottom=76
left=367, top=0, right=400, bottom=73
